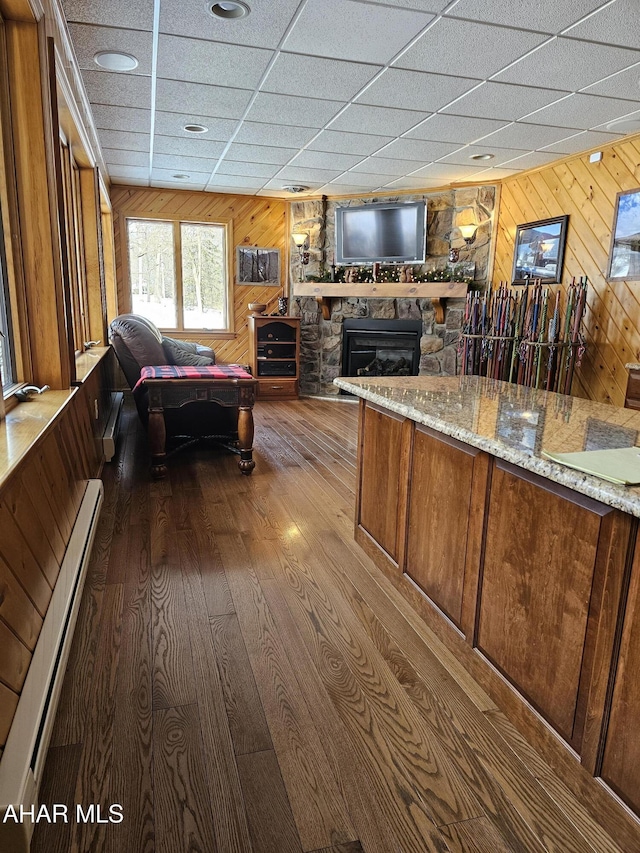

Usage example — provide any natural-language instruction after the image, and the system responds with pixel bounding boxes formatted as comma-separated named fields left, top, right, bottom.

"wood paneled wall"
left=0, top=358, right=107, bottom=752
left=110, top=186, right=288, bottom=366
left=492, top=134, right=640, bottom=407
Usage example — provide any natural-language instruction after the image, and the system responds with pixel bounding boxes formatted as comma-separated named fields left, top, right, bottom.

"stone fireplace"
left=289, top=185, right=495, bottom=396
left=341, top=319, right=422, bottom=380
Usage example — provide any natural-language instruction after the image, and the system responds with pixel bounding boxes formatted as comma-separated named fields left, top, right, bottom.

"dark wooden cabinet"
left=249, top=315, right=300, bottom=400
left=357, top=403, right=411, bottom=564
left=405, top=425, right=488, bottom=635
left=601, top=542, right=640, bottom=814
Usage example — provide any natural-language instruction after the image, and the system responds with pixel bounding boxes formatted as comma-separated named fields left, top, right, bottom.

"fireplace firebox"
left=341, top=319, right=422, bottom=385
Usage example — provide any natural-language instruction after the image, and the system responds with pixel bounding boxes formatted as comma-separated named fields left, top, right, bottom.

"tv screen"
left=336, top=201, right=426, bottom=264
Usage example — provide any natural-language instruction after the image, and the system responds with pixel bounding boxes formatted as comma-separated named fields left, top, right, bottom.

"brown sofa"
left=109, top=313, right=237, bottom=440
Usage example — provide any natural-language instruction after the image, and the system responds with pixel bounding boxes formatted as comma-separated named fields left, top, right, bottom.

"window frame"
left=0, top=13, right=29, bottom=398
left=124, top=214, right=234, bottom=336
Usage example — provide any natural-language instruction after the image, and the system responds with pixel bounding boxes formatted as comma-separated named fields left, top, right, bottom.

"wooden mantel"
left=292, top=280, right=468, bottom=323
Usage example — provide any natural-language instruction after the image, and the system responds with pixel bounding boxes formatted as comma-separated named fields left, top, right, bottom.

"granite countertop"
left=334, top=374, right=640, bottom=518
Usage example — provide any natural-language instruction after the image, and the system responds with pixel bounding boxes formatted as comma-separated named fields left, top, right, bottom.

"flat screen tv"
left=335, top=201, right=426, bottom=265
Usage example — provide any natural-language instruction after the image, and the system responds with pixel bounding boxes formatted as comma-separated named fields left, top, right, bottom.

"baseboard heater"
left=103, top=391, right=124, bottom=462
left=0, top=479, right=104, bottom=852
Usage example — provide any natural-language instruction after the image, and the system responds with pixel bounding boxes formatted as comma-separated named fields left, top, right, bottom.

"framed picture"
left=512, top=215, right=569, bottom=285
left=607, top=188, right=640, bottom=281
left=236, top=246, right=280, bottom=285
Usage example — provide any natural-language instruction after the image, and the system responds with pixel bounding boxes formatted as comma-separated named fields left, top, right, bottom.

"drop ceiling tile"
left=152, top=167, right=212, bottom=183
left=68, top=24, right=153, bottom=75
left=207, top=174, right=266, bottom=189
left=501, top=150, right=567, bottom=169
left=104, top=148, right=149, bottom=167
left=276, top=165, right=345, bottom=182
left=153, top=153, right=219, bottom=172
left=471, top=166, right=521, bottom=179
left=478, top=122, right=583, bottom=151
left=63, top=0, right=154, bottom=30
left=153, top=112, right=238, bottom=141
left=97, top=129, right=150, bottom=151
left=328, top=104, right=429, bottom=136
left=153, top=134, right=227, bottom=158
left=565, top=0, right=640, bottom=50
left=581, top=64, right=640, bottom=102
left=108, top=165, right=150, bottom=181
left=439, top=144, right=534, bottom=167
left=496, top=37, right=640, bottom=93
left=206, top=185, right=257, bottom=195
left=539, top=129, right=625, bottom=154
left=245, top=92, right=344, bottom=129
left=289, top=150, right=364, bottom=170
left=261, top=178, right=324, bottom=192
left=446, top=0, right=606, bottom=35
left=225, top=143, right=299, bottom=165
left=377, top=137, right=462, bottom=161
left=159, top=0, right=300, bottom=49
left=408, top=162, right=489, bottom=180
left=383, top=176, right=448, bottom=189
left=156, top=80, right=252, bottom=120
left=265, top=53, right=381, bottom=101
left=234, top=121, right=318, bottom=147
left=81, top=70, right=151, bottom=109
left=356, top=68, right=479, bottom=113
left=216, top=160, right=281, bottom=178
left=93, top=105, right=151, bottom=134
left=395, top=19, right=548, bottom=79
left=406, top=114, right=510, bottom=144
left=366, top=0, right=449, bottom=8
left=315, top=184, right=371, bottom=196
left=591, top=110, right=640, bottom=133
left=350, top=157, right=423, bottom=176
left=521, top=93, right=640, bottom=129
left=154, top=181, right=209, bottom=191
left=307, top=130, right=394, bottom=155
left=331, top=173, right=387, bottom=188
left=157, top=35, right=273, bottom=88
left=284, top=0, right=433, bottom=64
left=442, top=81, right=568, bottom=121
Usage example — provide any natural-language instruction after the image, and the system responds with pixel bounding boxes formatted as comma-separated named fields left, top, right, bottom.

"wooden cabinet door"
left=477, top=459, right=625, bottom=750
left=357, top=403, right=410, bottom=564
left=405, top=426, right=487, bottom=633
left=600, top=542, right=640, bottom=814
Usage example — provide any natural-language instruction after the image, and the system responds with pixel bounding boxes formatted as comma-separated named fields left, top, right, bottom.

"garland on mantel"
left=305, top=263, right=474, bottom=286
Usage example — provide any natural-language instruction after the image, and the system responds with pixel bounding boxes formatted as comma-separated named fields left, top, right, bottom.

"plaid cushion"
left=135, top=363, right=253, bottom=391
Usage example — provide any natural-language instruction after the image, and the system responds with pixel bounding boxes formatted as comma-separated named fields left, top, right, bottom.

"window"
left=127, top=218, right=229, bottom=332
left=0, top=210, right=14, bottom=390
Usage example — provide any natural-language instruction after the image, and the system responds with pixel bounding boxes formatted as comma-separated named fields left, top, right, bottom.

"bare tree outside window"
left=237, top=247, right=280, bottom=285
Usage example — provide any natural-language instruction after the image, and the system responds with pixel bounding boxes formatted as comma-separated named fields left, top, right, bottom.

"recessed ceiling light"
left=183, top=124, right=208, bottom=134
left=173, top=174, right=190, bottom=180
left=470, top=153, right=495, bottom=161
left=605, top=117, right=640, bottom=134
left=283, top=185, right=310, bottom=193
left=93, top=51, right=139, bottom=72
left=207, top=1, right=251, bottom=19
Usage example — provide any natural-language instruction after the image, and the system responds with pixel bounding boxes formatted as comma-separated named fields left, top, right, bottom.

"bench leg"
left=148, top=407, right=168, bottom=479
left=237, top=405, right=255, bottom=475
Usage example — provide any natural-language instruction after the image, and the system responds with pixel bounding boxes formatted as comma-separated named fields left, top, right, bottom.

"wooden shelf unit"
left=249, top=315, right=300, bottom=400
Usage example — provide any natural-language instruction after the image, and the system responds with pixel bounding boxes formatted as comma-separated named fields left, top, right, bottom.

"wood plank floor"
left=33, top=397, right=627, bottom=853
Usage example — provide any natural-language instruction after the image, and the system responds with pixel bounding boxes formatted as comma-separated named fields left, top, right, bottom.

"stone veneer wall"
left=289, top=186, right=496, bottom=396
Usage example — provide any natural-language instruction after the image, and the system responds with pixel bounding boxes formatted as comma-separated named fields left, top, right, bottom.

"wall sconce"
left=449, top=222, right=478, bottom=263
left=292, top=232, right=310, bottom=280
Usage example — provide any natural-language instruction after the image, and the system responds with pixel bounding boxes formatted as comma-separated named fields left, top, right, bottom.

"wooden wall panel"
left=492, top=135, right=640, bottom=406
left=0, top=357, right=106, bottom=749
left=110, top=186, right=288, bottom=367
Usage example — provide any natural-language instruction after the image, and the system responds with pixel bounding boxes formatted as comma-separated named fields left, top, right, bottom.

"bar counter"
left=334, top=373, right=640, bottom=839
